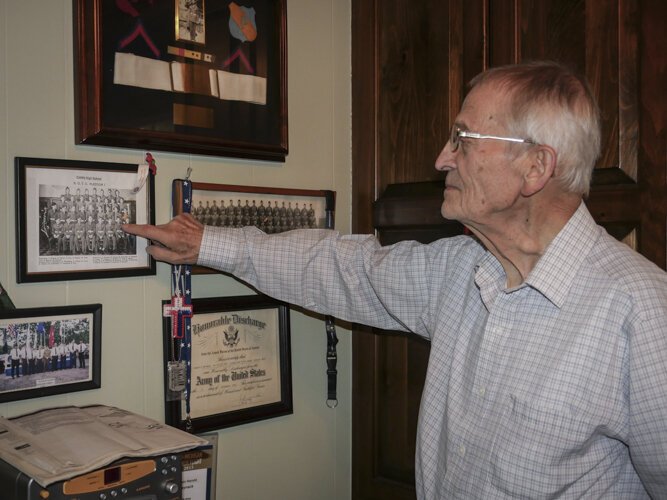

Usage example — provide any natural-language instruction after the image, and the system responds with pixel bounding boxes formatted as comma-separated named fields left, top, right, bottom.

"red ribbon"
left=145, top=152, right=157, bottom=175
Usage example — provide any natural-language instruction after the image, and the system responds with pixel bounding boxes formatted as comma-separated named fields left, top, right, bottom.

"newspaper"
left=0, top=405, right=207, bottom=487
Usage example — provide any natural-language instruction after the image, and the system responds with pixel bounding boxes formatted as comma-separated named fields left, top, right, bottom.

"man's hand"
left=123, top=214, right=204, bottom=265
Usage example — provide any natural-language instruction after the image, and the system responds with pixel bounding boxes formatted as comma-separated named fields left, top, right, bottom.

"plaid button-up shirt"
left=199, top=203, right=667, bottom=499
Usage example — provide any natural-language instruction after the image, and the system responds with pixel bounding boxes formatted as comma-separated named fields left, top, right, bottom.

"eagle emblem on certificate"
left=223, top=325, right=240, bottom=347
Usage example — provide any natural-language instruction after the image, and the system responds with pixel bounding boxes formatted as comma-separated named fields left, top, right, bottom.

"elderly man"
left=124, top=61, right=667, bottom=498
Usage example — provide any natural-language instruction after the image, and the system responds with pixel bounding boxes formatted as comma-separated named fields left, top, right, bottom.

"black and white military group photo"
left=38, top=185, right=137, bottom=257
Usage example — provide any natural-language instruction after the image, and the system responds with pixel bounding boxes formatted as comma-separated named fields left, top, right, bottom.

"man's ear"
left=521, top=145, right=557, bottom=197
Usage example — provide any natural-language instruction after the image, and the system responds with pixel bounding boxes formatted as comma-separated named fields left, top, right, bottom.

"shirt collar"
left=474, top=202, right=601, bottom=309
left=524, top=202, right=601, bottom=308
left=474, top=252, right=506, bottom=310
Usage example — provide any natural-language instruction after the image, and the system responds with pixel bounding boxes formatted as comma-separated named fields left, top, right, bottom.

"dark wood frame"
left=163, top=295, right=292, bottom=432
left=0, top=304, right=102, bottom=403
left=73, top=0, right=288, bottom=162
left=173, top=181, right=336, bottom=273
left=15, top=157, right=156, bottom=283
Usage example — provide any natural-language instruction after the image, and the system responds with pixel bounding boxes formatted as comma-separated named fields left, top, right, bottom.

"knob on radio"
left=164, top=480, right=180, bottom=494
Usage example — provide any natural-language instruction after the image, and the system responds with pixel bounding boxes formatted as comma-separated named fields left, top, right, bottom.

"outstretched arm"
left=122, top=214, right=203, bottom=265
left=124, top=214, right=469, bottom=337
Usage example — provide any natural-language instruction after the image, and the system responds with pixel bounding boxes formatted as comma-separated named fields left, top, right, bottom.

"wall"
left=0, top=1, right=352, bottom=499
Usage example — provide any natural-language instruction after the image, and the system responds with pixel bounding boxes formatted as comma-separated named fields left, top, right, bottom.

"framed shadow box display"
left=15, top=157, right=156, bottom=283
left=74, top=0, right=288, bottom=162
left=0, top=304, right=102, bottom=403
left=164, top=295, right=292, bottom=432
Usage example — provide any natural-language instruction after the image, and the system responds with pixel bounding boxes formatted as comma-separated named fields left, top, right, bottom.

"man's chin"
left=441, top=203, right=460, bottom=222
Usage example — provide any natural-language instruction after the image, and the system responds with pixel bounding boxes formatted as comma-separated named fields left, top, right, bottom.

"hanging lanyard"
left=163, top=178, right=194, bottom=430
left=323, top=191, right=338, bottom=408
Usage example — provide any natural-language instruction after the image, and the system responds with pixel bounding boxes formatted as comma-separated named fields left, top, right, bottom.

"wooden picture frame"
left=15, top=157, right=156, bottom=283
left=0, top=304, right=102, bottom=403
left=74, top=0, right=288, bottom=162
left=173, top=181, right=336, bottom=273
left=164, top=295, right=292, bottom=432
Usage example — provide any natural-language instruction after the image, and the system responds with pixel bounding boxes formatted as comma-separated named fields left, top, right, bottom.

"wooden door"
left=352, top=1, right=479, bottom=497
left=351, top=1, right=667, bottom=498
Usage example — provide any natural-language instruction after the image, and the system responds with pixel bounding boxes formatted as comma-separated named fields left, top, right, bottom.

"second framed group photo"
left=173, top=180, right=336, bottom=273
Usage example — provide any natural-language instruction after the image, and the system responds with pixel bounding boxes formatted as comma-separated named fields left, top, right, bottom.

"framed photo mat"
left=164, top=295, right=292, bottom=433
left=173, top=180, right=335, bottom=274
left=74, top=0, right=288, bottom=161
left=15, top=157, right=156, bottom=283
left=0, top=304, right=102, bottom=403
left=182, top=433, right=218, bottom=500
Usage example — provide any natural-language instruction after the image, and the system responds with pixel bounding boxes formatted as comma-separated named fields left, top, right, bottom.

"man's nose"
left=435, top=142, right=456, bottom=171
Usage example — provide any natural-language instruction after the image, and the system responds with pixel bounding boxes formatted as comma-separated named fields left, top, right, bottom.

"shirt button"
left=478, top=387, right=486, bottom=397
left=459, top=445, right=466, bottom=457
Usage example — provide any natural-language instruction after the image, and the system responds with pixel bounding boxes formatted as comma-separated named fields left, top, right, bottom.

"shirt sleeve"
left=628, top=305, right=667, bottom=497
left=197, top=225, right=471, bottom=337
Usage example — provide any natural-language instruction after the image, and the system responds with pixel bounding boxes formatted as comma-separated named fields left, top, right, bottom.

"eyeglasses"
left=449, top=125, right=535, bottom=152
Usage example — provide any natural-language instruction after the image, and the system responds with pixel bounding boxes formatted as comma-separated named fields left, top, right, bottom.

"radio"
left=0, top=452, right=183, bottom=500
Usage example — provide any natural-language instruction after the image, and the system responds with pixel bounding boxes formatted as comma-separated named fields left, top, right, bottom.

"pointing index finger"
left=122, top=223, right=165, bottom=242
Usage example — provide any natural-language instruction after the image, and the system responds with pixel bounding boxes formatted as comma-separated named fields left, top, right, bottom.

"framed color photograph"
left=173, top=181, right=336, bottom=273
left=15, top=157, right=156, bottom=283
left=0, top=304, right=102, bottom=403
left=74, top=0, right=287, bottom=162
left=164, top=295, right=292, bottom=432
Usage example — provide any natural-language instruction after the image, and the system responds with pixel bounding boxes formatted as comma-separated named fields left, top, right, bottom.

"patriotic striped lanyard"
left=163, top=178, right=194, bottom=431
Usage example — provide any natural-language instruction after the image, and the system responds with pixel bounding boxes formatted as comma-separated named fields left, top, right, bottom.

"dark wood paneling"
left=376, top=0, right=451, bottom=191
left=374, top=181, right=465, bottom=245
left=487, top=0, right=519, bottom=66
left=586, top=0, right=623, bottom=174
left=352, top=0, right=666, bottom=498
left=637, top=0, right=667, bottom=268
left=352, top=0, right=484, bottom=494
left=351, top=0, right=377, bottom=235
left=376, top=333, right=429, bottom=483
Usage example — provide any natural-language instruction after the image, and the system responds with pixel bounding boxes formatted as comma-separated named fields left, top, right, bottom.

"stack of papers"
left=0, top=405, right=207, bottom=487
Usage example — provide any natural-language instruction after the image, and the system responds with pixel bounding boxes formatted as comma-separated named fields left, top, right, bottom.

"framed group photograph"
left=0, top=304, right=102, bottom=403
left=74, top=0, right=288, bottom=162
left=15, top=157, right=156, bottom=283
left=164, top=295, right=292, bottom=432
left=173, top=180, right=336, bottom=273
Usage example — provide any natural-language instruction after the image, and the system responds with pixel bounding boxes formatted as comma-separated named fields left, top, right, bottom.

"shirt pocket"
left=489, top=394, right=603, bottom=497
